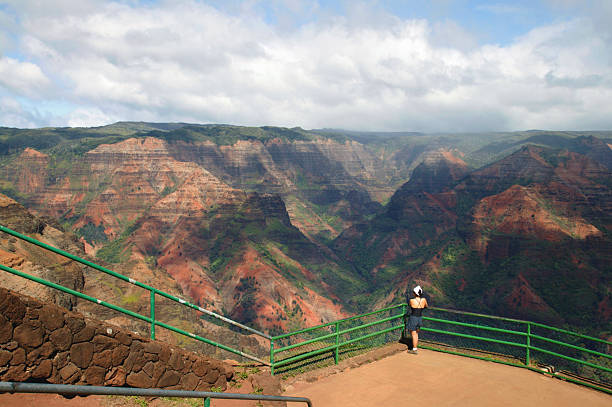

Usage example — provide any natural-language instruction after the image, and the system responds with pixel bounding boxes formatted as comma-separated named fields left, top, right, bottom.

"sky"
left=0, top=0, right=611, bottom=132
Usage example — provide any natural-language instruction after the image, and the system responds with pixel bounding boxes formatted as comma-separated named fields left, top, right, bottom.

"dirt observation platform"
left=284, top=346, right=610, bottom=407
left=1, top=345, right=609, bottom=406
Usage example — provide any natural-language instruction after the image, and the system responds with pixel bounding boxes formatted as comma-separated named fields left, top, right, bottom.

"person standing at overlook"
left=406, top=285, right=428, bottom=354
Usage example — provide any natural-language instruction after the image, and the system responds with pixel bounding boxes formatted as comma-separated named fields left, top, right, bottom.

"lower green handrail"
left=0, top=263, right=268, bottom=365
left=271, top=303, right=611, bottom=395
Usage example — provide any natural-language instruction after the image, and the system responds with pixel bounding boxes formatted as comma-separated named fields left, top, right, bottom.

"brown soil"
left=283, top=345, right=611, bottom=406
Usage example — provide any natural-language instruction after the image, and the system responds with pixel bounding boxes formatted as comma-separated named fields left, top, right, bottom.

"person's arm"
left=423, top=298, right=429, bottom=308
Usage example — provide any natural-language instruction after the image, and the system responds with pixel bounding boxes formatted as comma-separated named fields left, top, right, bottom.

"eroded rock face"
left=334, top=145, right=612, bottom=327
left=471, top=184, right=602, bottom=252
left=17, top=148, right=49, bottom=195
left=0, top=194, right=44, bottom=234
left=0, top=194, right=84, bottom=310
left=0, top=138, right=352, bottom=333
left=0, top=148, right=49, bottom=197
left=335, top=149, right=467, bottom=265
left=466, top=148, right=611, bottom=257
left=0, top=286, right=233, bottom=390
left=19, top=136, right=394, bottom=244
left=36, top=137, right=242, bottom=241
left=3, top=131, right=610, bottom=334
left=147, top=192, right=349, bottom=331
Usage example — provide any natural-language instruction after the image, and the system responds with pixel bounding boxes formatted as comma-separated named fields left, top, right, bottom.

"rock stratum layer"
left=0, top=136, right=354, bottom=333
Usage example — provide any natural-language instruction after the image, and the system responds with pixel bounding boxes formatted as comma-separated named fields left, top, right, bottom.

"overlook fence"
left=0, top=224, right=271, bottom=365
left=1, top=224, right=610, bottom=394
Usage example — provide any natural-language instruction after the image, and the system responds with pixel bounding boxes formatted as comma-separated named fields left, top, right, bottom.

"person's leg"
left=411, top=330, right=418, bottom=352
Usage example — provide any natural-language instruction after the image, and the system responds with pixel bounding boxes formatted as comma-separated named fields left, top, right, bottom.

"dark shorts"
left=407, top=316, right=423, bottom=331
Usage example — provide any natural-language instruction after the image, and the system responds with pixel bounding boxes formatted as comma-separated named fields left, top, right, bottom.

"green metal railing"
left=270, top=304, right=406, bottom=375
left=420, top=307, right=612, bottom=393
left=270, top=304, right=611, bottom=393
left=0, top=224, right=270, bottom=365
left=2, top=224, right=611, bottom=394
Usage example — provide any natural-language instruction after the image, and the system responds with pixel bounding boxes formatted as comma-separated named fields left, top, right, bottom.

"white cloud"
left=0, top=57, right=50, bottom=98
left=0, top=0, right=611, bottom=131
left=66, top=107, right=115, bottom=128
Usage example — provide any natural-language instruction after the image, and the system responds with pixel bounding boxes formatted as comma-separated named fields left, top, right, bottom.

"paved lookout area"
left=284, top=348, right=610, bottom=407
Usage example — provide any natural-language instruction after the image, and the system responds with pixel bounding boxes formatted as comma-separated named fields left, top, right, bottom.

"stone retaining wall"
left=0, top=286, right=234, bottom=390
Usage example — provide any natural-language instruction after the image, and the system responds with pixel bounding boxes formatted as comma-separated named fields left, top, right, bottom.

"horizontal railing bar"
left=429, top=306, right=528, bottom=324
left=273, top=343, right=338, bottom=368
left=272, top=304, right=404, bottom=340
left=272, top=323, right=334, bottom=342
left=430, top=306, right=611, bottom=346
left=335, top=303, right=404, bottom=325
left=274, top=323, right=403, bottom=368
left=529, top=321, right=612, bottom=346
left=422, top=327, right=527, bottom=349
left=0, top=225, right=270, bottom=340
left=0, top=264, right=152, bottom=324
left=133, top=320, right=270, bottom=366
left=0, top=264, right=266, bottom=366
left=273, top=332, right=337, bottom=354
left=423, top=316, right=528, bottom=337
left=339, top=324, right=403, bottom=348
left=530, top=346, right=612, bottom=373
left=274, top=314, right=403, bottom=355
left=153, top=289, right=271, bottom=339
left=338, top=314, right=403, bottom=336
left=530, top=333, right=612, bottom=360
left=0, top=382, right=312, bottom=406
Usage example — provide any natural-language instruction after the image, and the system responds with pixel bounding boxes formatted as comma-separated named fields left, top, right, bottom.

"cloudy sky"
left=0, top=0, right=611, bottom=132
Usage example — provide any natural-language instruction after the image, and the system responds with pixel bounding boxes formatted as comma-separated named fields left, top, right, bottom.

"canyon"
left=0, top=124, right=610, bottom=338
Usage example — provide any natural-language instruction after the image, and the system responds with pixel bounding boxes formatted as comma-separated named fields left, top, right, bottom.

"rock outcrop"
left=0, top=194, right=85, bottom=311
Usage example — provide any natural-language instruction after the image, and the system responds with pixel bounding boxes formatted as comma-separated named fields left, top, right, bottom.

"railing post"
left=526, top=322, right=531, bottom=366
left=204, top=396, right=211, bottom=406
left=334, top=321, right=339, bottom=364
left=270, top=339, right=275, bottom=376
left=150, top=289, right=156, bottom=340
